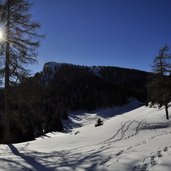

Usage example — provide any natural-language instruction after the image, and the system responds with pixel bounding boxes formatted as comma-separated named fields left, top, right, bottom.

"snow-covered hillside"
left=0, top=102, right=171, bottom=171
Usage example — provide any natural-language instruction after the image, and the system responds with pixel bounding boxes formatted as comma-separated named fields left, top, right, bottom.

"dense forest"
left=0, top=62, right=150, bottom=143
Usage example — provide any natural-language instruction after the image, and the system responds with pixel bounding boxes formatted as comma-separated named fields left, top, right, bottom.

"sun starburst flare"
left=0, top=23, right=6, bottom=42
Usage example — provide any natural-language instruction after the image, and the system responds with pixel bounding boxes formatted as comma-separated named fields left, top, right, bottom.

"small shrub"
left=95, top=118, right=103, bottom=127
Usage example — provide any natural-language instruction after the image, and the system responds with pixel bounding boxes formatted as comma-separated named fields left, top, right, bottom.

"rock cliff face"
left=42, top=62, right=70, bottom=84
left=41, top=62, right=100, bottom=83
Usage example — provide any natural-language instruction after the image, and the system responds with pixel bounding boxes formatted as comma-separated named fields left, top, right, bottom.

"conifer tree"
left=149, top=45, right=171, bottom=120
left=0, top=0, right=43, bottom=143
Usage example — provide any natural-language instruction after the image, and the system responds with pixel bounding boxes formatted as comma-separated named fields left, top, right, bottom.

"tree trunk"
left=4, top=0, right=10, bottom=143
left=165, top=102, right=169, bottom=120
left=4, top=42, right=10, bottom=143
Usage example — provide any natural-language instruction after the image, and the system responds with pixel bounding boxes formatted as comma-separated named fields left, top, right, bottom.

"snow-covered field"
left=0, top=101, right=171, bottom=171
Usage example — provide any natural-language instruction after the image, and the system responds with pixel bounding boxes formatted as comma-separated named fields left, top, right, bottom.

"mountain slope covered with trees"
left=0, top=62, right=150, bottom=143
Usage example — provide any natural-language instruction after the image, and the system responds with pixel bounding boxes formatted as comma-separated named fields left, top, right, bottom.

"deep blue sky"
left=31, top=0, right=171, bottom=73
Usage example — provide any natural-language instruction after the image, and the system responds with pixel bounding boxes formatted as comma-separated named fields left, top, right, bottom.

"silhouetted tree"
left=0, top=0, right=43, bottom=143
left=149, top=45, right=171, bottom=119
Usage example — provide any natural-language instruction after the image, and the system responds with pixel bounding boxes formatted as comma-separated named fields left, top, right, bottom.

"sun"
left=0, top=24, right=6, bottom=42
left=0, top=30, right=4, bottom=40
left=0, top=29, right=5, bottom=42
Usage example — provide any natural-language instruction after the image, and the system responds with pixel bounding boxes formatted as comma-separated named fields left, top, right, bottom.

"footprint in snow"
left=163, top=146, right=168, bottom=152
left=140, top=163, right=149, bottom=171
left=134, top=163, right=149, bottom=171
left=127, top=146, right=133, bottom=150
left=150, top=156, right=158, bottom=166
left=135, top=145, right=171, bottom=171
left=115, top=150, right=124, bottom=156
left=150, top=135, right=156, bottom=139
left=99, top=156, right=111, bottom=165
left=74, top=131, right=80, bottom=135
left=135, top=143, right=141, bottom=147
left=157, top=151, right=162, bottom=158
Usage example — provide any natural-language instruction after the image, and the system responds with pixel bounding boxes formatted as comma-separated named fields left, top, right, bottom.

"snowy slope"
left=0, top=103, right=171, bottom=171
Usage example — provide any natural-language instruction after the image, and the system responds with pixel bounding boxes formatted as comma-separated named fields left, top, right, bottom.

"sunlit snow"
left=0, top=101, right=171, bottom=171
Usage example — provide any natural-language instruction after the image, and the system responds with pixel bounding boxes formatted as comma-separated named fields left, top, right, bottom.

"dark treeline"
left=0, top=63, right=150, bottom=143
